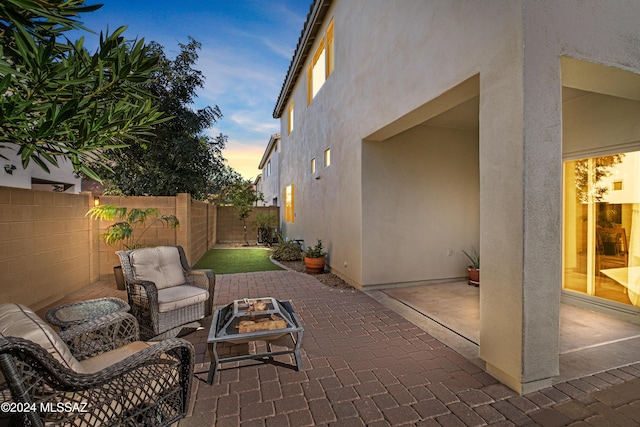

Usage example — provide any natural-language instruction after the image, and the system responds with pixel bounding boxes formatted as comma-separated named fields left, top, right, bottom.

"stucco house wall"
left=273, top=0, right=640, bottom=393
left=257, top=134, right=281, bottom=207
left=0, top=145, right=81, bottom=194
left=362, top=126, right=479, bottom=287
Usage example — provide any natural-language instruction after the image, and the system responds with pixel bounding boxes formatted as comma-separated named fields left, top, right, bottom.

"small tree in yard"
left=227, top=180, right=263, bottom=246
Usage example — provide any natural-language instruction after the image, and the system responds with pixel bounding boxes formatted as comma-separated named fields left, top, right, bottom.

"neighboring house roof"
left=272, top=0, right=333, bottom=119
left=258, top=133, right=281, bottom=170
left=254, top=174, right=262, bottom=186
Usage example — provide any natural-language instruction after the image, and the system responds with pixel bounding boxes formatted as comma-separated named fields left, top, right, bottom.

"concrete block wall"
left=0, top=188, right=94, bottom=311
left=216, top=206, right=280, bottom=244
left=0, top=189, right=269, bottom=310
left=188, top=198, right=213, bottom=264
left=95, top=195, right=181, bottom=281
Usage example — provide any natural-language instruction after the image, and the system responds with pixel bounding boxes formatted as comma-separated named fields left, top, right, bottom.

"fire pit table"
left=207, top=297, right=303, bottom=384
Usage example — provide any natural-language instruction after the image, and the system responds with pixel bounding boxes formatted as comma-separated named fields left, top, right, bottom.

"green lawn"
left=194, top=248, right=283, bottom=274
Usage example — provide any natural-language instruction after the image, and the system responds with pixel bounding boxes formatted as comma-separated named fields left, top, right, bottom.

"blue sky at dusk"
left=75, top=0, right=311, bottom=179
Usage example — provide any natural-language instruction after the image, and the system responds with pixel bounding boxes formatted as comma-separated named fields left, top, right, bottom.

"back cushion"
left=0, top=304, right=84, bottom=372
left=130, top=246, right=185, bottom=290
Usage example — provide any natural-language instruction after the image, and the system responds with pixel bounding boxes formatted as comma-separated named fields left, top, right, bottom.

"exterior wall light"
left=4, top=164, right=16, bottom=174
left=93, top=196, right=100, bottom=207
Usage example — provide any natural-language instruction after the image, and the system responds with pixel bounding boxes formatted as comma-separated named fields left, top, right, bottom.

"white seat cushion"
left=0, top=304, right=84, bottom=372
left=157, top=286, right=209, bottom=313
left=130, top=247, right=185, bottom=290
left=80, top=341, right=153, bottom=373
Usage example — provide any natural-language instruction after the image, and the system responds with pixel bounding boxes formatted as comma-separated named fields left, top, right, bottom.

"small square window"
left=324, top=148, right=331, bottom=167
left=613, top=180, right=623, bottom=191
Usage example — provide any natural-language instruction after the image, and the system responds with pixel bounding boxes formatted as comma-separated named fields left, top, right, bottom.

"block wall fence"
left=0, top=188, right=278, bottom=311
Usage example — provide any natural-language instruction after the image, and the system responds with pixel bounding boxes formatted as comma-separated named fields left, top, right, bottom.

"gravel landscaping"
left=274, top=259, right=357, bottom=291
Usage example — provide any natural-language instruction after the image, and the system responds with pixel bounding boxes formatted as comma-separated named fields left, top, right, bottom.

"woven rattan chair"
left=0, top=303, right=194, bottom=427
left=117, top=246, right=215, bottom=340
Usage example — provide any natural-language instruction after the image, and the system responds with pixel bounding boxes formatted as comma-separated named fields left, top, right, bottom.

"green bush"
left=270, top=236, right=302, bottom=261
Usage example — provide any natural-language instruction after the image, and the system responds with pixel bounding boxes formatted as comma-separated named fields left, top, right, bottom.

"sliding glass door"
left=564, top=152, right=640, bottom=307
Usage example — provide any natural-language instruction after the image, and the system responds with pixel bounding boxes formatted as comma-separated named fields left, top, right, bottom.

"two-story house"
left=272, top=0, right=640, bottom=393
left=257, top=134, right=281, bottom=207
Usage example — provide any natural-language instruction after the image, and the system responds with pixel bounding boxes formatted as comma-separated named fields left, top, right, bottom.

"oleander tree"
left=0, top=0, right=165, bottom=181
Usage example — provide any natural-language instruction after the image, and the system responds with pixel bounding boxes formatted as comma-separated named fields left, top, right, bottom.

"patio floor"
left=38, top=271, right=640, bottom=426
left=378, top=281, right=640, bottom=384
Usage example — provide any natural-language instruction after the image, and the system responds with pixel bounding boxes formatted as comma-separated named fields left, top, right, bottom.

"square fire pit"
left=207, top=297, right=303, bottom=383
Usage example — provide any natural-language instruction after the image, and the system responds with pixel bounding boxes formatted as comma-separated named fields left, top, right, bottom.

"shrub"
left=270, top=235, right=302, bottom=261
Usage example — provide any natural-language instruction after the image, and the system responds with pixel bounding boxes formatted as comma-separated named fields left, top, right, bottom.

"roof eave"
left=258, top=134, right=281, bottom=170
left=272, top=0, right=333, bottom=119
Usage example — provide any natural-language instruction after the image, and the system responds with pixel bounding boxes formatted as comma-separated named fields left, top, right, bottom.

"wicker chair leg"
left=0, top=354, right=43, bottom=427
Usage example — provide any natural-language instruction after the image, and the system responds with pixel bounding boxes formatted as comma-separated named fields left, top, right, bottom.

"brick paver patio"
left=39, top=270, right=640, bottom=426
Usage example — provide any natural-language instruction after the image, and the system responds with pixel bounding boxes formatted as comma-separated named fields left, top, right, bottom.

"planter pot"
left=305, top=256, right=325, bottom=275
left=467, top=267, right=480, bottom=287
left=113, top=266, right=126, bottom=291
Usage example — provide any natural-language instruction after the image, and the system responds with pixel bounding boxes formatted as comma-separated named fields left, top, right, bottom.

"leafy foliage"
left=253, top=213, right=277, bottom=246
left=270, top=235, right=302, bottom=262
left=206, top=164, right=244, bottom=204
left=86, top=204, right=179, bottom=250
left=304, top=239, right=326, bottom=259
left=0, top=0, right=165, bottom=180
left=226, top=179, right=264, bottom=245
left=463, top=247, right=480, bottom=269
left=228, top=179, right=263, bottom=219
left=574, top=155, right=624, bottom=203
left=98, top=38, right=228, bottom=198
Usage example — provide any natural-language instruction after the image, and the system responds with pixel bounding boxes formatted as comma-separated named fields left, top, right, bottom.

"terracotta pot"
left=305, top=256, right=325, bottom=275
left=467, top=267, right=480, bottom=287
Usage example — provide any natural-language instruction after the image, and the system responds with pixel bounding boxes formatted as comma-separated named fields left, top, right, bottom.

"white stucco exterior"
left=0, top=145, right=81, bottom=193
left=257, top=134, right=281, bottom=207
left=272, top=0, right=640, bottom=393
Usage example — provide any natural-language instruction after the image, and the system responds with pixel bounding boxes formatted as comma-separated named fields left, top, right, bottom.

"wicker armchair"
left=117, top=246, right=215, bottom=340
left=0, top=303, right=194, bottom=427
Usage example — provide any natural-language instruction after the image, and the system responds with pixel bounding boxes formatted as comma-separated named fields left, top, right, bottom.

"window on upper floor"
left=307, top=18, right=334, bottom=104
left=324, top=148, right=331, bottom=168
left=288, top=102, right=294, bottom=135
left=311, top=158, right=316, bottom=174
left=267, top=160, right=271, bottom=177
left=284, top=184, right=295, bottom=223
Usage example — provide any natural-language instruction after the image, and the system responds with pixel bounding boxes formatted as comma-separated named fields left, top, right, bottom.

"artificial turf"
left=193, top=248, right=283, bottom=274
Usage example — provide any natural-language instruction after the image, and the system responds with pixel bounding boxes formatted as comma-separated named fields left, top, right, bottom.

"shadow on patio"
left=376, top=282, right=640, bottom=384
left=37, top=271, right=640, bottom=425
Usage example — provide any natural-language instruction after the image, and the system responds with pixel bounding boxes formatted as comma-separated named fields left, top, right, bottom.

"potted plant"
left=86, top=205, right=180, bottom=289
left=304, top=239, right=326, bottom=275
left=463, top=247, right=480, bottom=287
left=253, top=213, right=277, bottom=246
